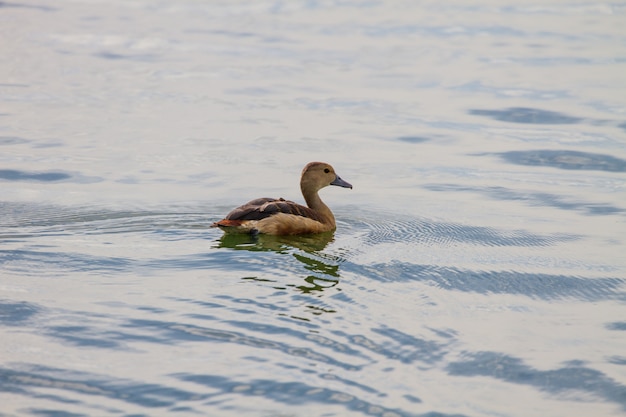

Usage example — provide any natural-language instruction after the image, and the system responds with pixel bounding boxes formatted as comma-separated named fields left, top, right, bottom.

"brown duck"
left=211, top=162, right=352, bottom=235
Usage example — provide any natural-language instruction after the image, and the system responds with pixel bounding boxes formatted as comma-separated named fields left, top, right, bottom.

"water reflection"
left=215, top=232, right=341, bottom=293
left=215, top=231, right=335, bottom=253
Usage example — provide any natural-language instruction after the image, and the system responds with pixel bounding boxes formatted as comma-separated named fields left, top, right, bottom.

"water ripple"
left=497, top=150, right=626, bottom=172
left=333, top=327, right=450, bottom=367
left=447, top=351, right=626, bottom=411
left=424, top=184, right=625, bottom=215
left=469, top=107, right=583, bottom=124
left=175, top=373, right=436, bottom=417
left=123, top=319, right=362, bottom=372
left=344, top=261, right=625, bottom=301
left=0, top=364, right=206, bottom=409
left=357, top=217, right=579, bottom=248
left=0, top=301, right=41, bottom=326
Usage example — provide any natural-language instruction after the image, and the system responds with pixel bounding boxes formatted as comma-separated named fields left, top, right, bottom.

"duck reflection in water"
left=214, top=231, right=341, bottom=294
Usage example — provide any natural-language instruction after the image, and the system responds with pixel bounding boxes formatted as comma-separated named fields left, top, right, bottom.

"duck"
left=211, top=162, right=352, bottom=235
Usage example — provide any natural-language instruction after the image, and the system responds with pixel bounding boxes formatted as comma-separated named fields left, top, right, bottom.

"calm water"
left=1, top=1, right=626, bottom=416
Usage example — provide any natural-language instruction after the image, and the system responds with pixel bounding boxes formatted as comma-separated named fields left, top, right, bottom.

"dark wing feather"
left=225, top=197, right=325, bottom=223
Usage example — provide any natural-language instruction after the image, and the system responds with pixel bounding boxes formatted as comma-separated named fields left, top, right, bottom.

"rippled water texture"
left=1, top=1, right=625, bottom=417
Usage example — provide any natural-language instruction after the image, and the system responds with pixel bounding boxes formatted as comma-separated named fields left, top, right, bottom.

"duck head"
left=300, top=162, right=352, bottom=193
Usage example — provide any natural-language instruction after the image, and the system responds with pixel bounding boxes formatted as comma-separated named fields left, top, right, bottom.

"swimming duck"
left=211, top=162, right=352, bottom=235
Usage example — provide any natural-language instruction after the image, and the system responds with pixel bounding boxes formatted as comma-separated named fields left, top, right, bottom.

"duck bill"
left=331, top=175, right=352, bottom=189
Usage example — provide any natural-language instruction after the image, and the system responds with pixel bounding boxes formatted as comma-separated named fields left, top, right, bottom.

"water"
left=1, top=1, right=625, bottom=416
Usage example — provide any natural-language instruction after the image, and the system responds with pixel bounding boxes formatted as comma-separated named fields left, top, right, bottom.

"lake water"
left=1, top=1, right=625, bottom=416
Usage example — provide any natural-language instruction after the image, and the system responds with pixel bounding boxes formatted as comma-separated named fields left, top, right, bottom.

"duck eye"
left=324, top=168, right=330, bottom=173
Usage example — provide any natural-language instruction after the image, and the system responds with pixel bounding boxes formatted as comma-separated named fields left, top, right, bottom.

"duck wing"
left=224, top=197, right=325, bottom=223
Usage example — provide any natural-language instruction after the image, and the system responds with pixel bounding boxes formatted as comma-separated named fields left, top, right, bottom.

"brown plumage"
left=211, top=162, right=352, bottom=235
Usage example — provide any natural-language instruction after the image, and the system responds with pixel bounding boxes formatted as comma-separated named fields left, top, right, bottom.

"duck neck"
left=302, top=187, right=335, bottom=226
